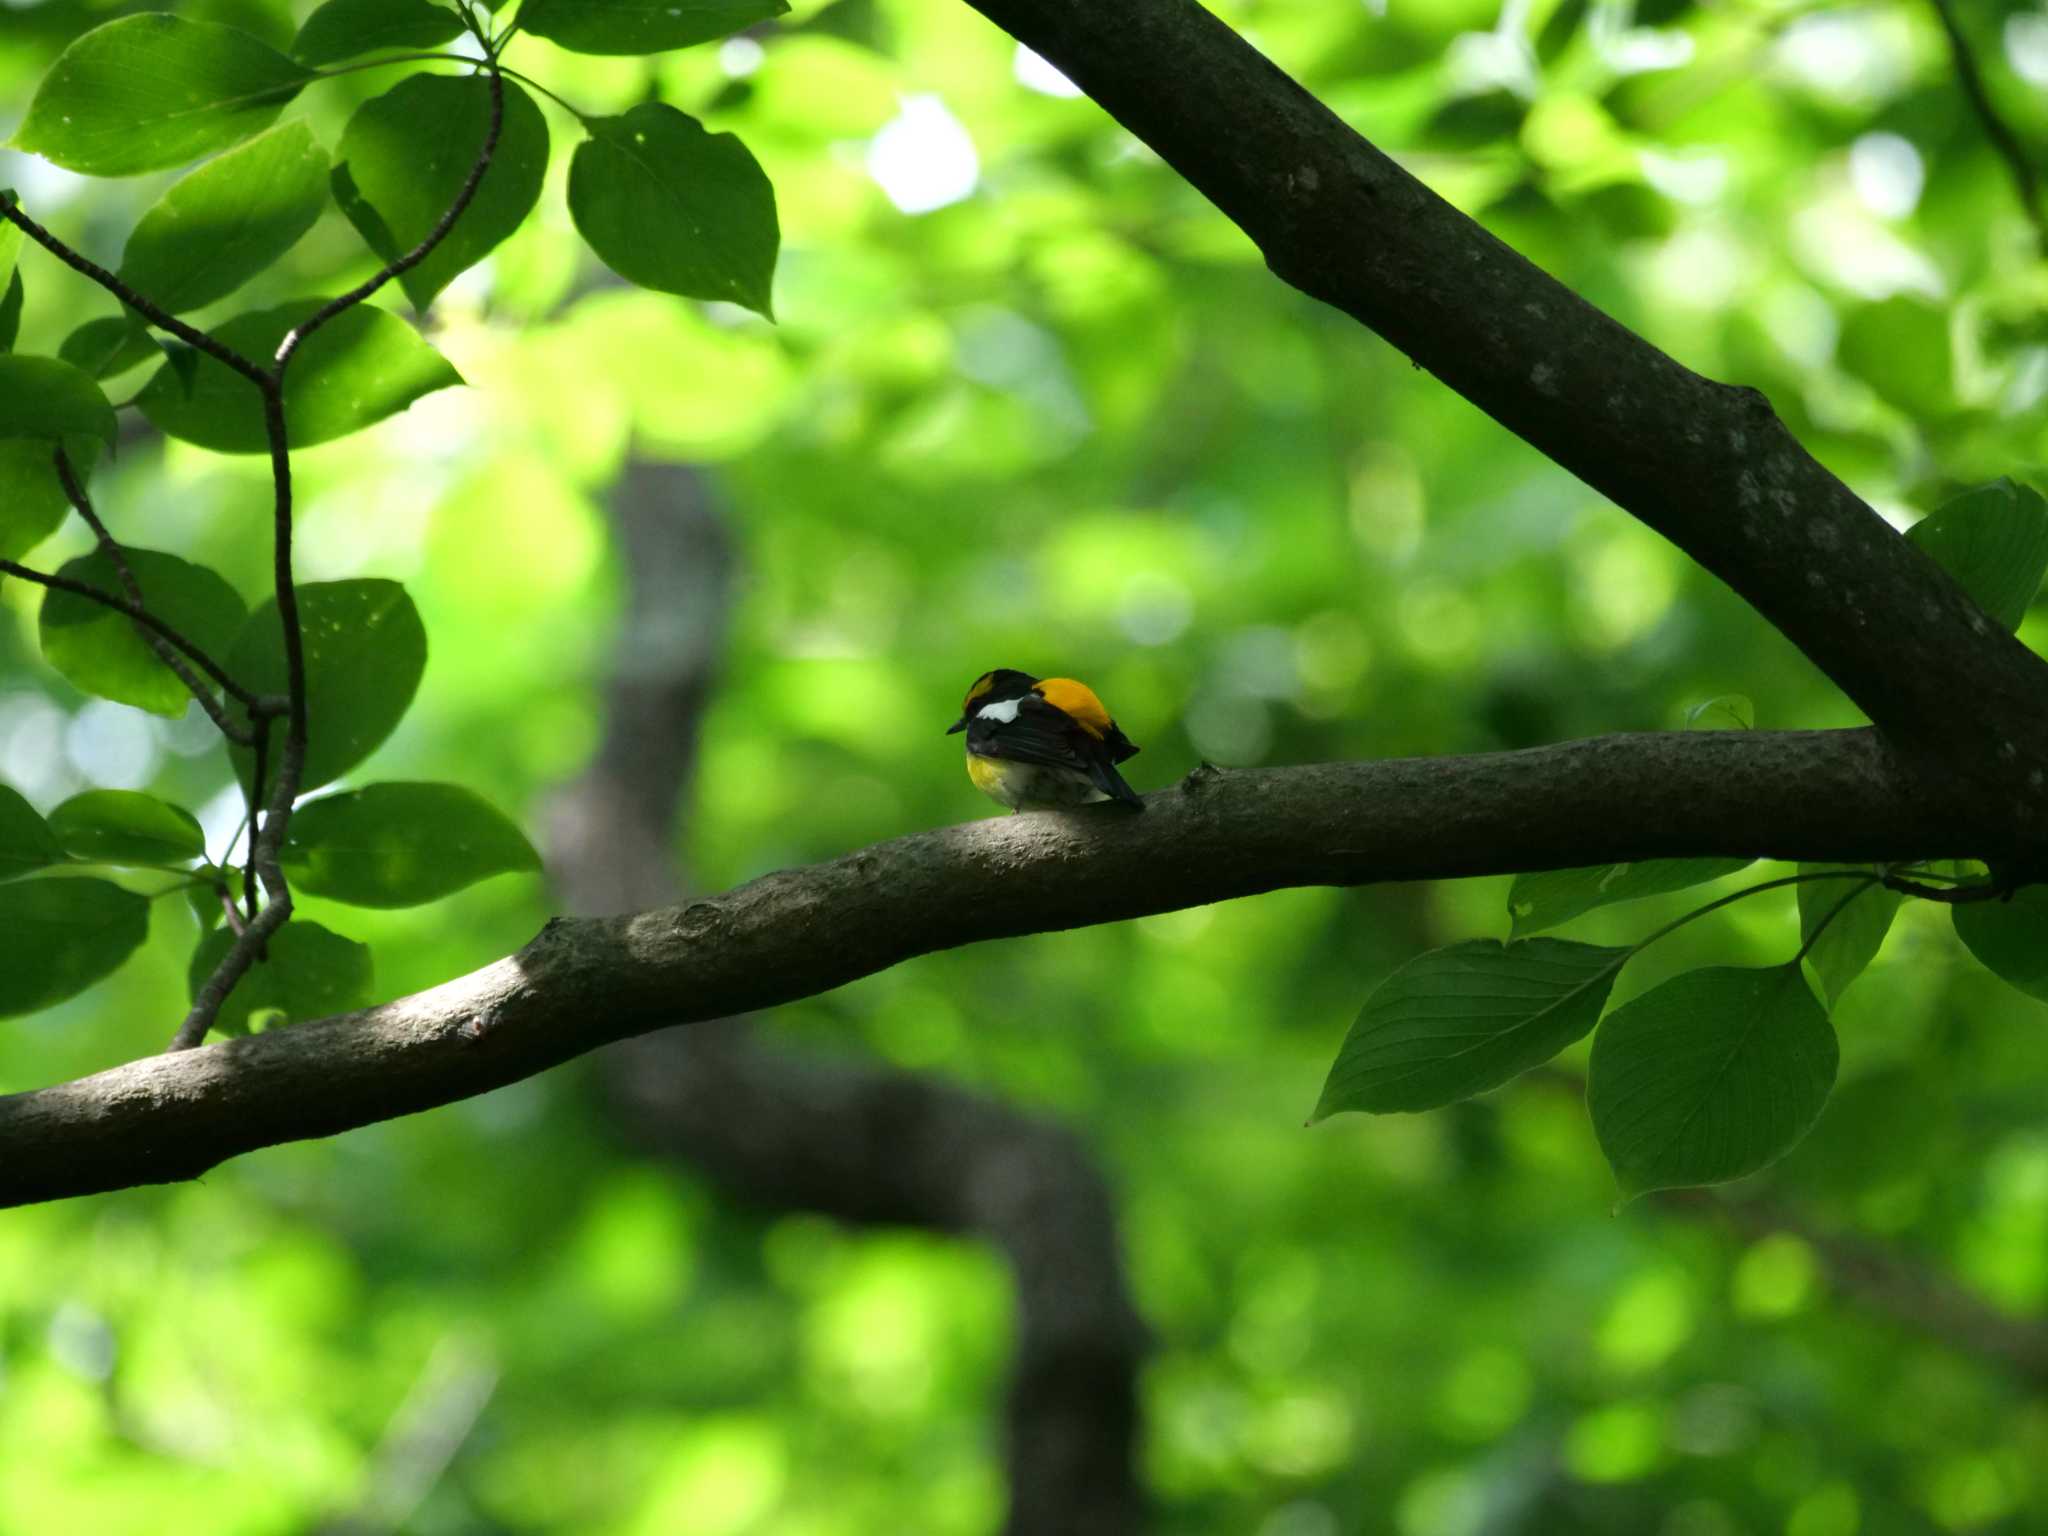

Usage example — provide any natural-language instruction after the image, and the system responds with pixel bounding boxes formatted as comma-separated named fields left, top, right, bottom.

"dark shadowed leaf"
left=136, top=301, right=461, bottom=452
left=568, top=103, right=778, bottom=316
left=1588, top=964, right=1837, bottom=1200
left=0, top=355, right=117, bottom=450
left=49, top=790, right=205, bottom=866
left=520, top=0, right=788, bottom=55
left=0, top=439, right=75, bottom=559
left=1905, top=479, right=2048, bottom=632
left=292, top=0, right=465, bottom=66
left=1795, top=868, right=1899, bottom=1009
left=10, top=15, right=313, bottom=177
left=284, top=781, right=540, bottom=906
left=58, top=318, right=161, bottom=379
left=1507, top=858, right=1752, bottom=937
left=117, top=121, right=330, bottom=315
left=1313, top=938, right=1627, bottom=1117
left=0, top=785, right=63, bottom=880
left=0, top=878, right=150, bottom=1017
left=38, top=546, right=247, bottom=717
left=0, top=219, right=20, bottom=349
left=227, top=579, right=426, bottom=792
left=1953, top=887, right=2048, bottom=1002
left=332, top=74, right=548, bottom=311
left=188, top=919, right=373, bottom=1036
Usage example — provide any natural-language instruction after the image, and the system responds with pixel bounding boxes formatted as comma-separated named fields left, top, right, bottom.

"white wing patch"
left=976, top=696, right=1024, bottom=723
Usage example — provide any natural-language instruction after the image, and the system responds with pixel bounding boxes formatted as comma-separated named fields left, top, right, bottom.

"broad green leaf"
left=1506, top=858, right=1752, bottom=937
left=0, top=269, right=20, bottom=351
left=136, top=301, right=462, bottom=452
left=10, top=16, right=313, bottom=177
left=1838, top=295, right=1954, bottom=420
left=117, top=121, right=330, bottom=315
left=0, top=439, right=73, bottom=559
left=569, top=103, right=779, bottom=317
left=520, top=0, right=788, bottom=56
left=332, top=75, right=548, bottom=311
left=58, top=318, right=160, bottom=379
left=292, top=0, right=465, bottom=66
left=1905, top=479, right=2048, bottom=631
left=188, top=918, right=373, bottom=1036
left=1795, top=868, right=1900, bottom=1009
left=0, top=877, right=150, bottom=1017
left=0, top=355, right=117, bottom=450
left=39, top=546, right=247, bottom=717
left=283, top=781, right=540, bottom=907
left=1683, top=694, right=1752, bottom=731
left=1952, top=887, right=2048, bottom=1002
left=1588, top=964, right=1837, bottom=1200
left=49, top=789, right=205, bottom=866
left=227, top=579, right=426, bottom=792
left=1313, top=938, right=1627, bottom=1117
left=0, top=785, right=63, bottom=879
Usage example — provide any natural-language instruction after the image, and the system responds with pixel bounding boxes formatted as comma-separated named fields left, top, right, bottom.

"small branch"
left=244, top=717, right=271, bottom=926
left=0, top=194, right=268, bottom=388
left=1883, top=873, right=2011, bottom=904
left=51, top=449, right=256, bottom=746
left=1928, top=0, right=2048, bottom=256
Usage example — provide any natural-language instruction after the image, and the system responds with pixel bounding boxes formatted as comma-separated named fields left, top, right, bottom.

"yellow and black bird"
left=948, top=668, right=1143, bottom=812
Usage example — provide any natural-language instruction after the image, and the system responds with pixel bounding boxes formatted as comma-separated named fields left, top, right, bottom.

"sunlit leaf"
left=189, top=918, right=373, bottom=1036
left=0, top=877, right=150, bottom=1017
left=332, top=75, right=548, bottom=311
left=1952, top=887, right=2048, bottom=1003
left=38, top=546, right=247, bottom=718
left=49, top=789, right=206, bottom=866
left=568, top=103, right=779, bottom=317
left=1795, top=868, right=1899, bottom=1009
left=227, top=578, right=426, bottom=792
left=1507, top=858, right=1752, bottom=937
left=1838, top=295, right=1954, bottom=421
left=1588, top=964, right=1836, bottom=1200
left=292, top=0, right=465, bottom=66
left=117, top=121, right=330, bottom=315
left=1313, top=938, right=1626, bottom=1117
left=1905, top=479, right=2048, bottom=632
left=0, top=785, right=63, bottom=880
left=10, top=15, right=313, bottom=177
left=136, top=301, right=462, bottom=452
left=283, top=781, right=541, bottom=906
left=520, top=0, right=788, bottom=56
left=58, top=318, right=160, bottom=379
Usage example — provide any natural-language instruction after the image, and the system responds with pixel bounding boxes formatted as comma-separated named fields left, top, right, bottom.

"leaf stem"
left=1790, top=875, right=1881, bottom=968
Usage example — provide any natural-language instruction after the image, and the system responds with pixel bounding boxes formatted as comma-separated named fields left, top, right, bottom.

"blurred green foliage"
left=3, top=0, right=2047, bottom=1530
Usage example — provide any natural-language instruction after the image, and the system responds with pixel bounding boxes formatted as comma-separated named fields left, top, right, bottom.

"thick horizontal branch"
left=0, top=728, right=1980, bottom=1209
left=960, top=0, right=2048, bottom=832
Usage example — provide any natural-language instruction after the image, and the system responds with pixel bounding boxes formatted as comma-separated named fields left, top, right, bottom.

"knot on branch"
left=1180, top=761, right=1224, bottom=795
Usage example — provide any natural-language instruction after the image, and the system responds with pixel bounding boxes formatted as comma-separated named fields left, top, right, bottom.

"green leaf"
left=1506, top=858, right=1752, bottom=937
left=520, top=0, right=788, bottom=55
left=187, top=866, right=234, bottom=931
left=332, top=75, right=549, bottom=312
left=188, top=918, right=373, bottom=1036
left=283, top=780, right=541, bottom=907
left=1795, top=868, right=1900, bottom=1009
left=0, top=355, right=118, bottom=450
left=58, top=317, right=161, bottom=380
left=0, top=271, right=20, bottom=353
left=226, top=578, right=426, bottom=792
left=10, top=15, right=314, bottom=177
left=0, top=877, right=150, bottom=1017
left=48, top=789, right=205, bottom=866
left=1682, top=694, right=1752, bottom=731
left=117, top=121, right=330, bottom=315
left=292, top=0, right=465, bottom=66
left=39, top=546, right=247, bottom=717
left=1905, top=479, right=2048, bottom=632
left=568, top=103, right=779, bottom=317
left=0, top=439, right=74, bottom=560
left=1588, top=964, right=1837, bottom=1200
left=1837, top=295, right=1955, bottom=420
left=1313, top=938, right=1627, bottom=1118
left=1952, top=887, right=2048, bottom=1002
left=136, top=300, right=462, bottom=453
left=0, top=785, right=64, bottom=879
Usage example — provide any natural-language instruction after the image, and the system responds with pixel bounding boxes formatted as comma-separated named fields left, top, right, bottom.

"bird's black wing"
left=968, top=697, right=1142, bottom=808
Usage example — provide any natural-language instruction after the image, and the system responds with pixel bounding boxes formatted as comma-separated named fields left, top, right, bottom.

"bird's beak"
left=946, top=717, right=966, bottom=735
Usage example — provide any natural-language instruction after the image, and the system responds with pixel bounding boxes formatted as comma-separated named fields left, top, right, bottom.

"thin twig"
left=1928, top=0, right=2048, bottom=256
left=244, top=718, right=270, bottom=925
left=1883, top=873, right=2013, bottom=904
left=0, top=194, right=268, bottom=387
left=51, top=449, right=256, bottom=746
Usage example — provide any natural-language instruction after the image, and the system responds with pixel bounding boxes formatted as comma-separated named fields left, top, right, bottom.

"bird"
left=948, top=668, right=1144, bottom=812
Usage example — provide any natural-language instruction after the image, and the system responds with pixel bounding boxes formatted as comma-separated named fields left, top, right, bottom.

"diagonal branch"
left=0, top=726, right=1987, bottom=1209
left=955, top=0, right=2048, bottom=824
